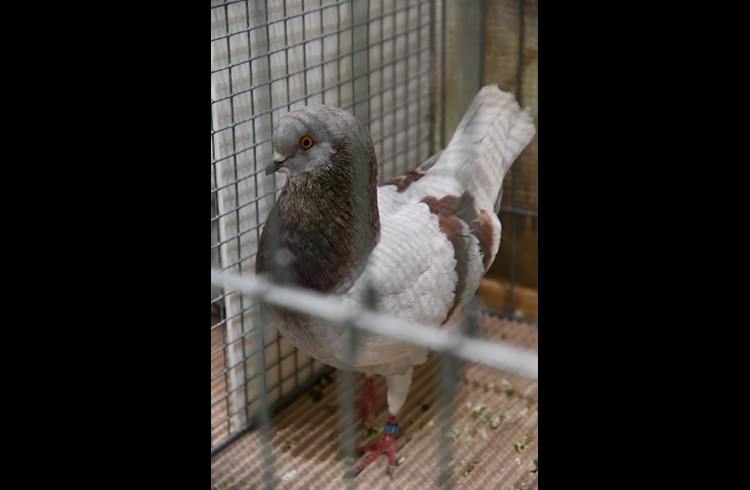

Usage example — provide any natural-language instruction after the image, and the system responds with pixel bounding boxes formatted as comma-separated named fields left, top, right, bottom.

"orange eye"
left=299, top=135, right=315, bottom=149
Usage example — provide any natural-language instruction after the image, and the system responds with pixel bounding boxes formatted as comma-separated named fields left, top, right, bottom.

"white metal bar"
left=212, top=269, right=538, bottom=380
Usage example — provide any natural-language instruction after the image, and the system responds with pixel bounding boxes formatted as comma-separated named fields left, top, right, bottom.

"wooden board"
left=483, top=0, right=538, bottom=289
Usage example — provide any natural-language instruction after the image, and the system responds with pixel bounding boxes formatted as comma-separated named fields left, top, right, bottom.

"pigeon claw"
left=355, top=433, right=397, bottom=474
left=354, top=415, right=399, bottom=475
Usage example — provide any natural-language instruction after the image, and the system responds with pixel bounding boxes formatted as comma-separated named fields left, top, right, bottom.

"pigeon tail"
left=428, top=85, right=536, bottom=214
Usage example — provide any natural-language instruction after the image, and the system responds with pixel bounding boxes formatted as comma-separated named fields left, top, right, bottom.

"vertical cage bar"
left=507, top=0, right=526, bottom=316
left=440, top=0, right=483, bottom=144
left=351, top=0, right=370, bottom=122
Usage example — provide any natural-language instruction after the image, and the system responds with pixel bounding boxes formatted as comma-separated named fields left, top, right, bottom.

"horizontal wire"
left=211, top=269, right=538, bottom=380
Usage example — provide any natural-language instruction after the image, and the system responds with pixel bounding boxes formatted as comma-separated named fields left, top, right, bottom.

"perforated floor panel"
left=211, top=313, right=538, bottom=489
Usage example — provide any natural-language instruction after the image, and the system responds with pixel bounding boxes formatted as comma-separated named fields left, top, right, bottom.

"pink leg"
left=328, top=376, right=384, bottom=427
left=356, top=376, right=384, bottom=428
left=355, top=414, right=399, bottom=474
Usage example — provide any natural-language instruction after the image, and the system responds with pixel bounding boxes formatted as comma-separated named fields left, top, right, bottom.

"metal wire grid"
left=211, top=0, right=435, bottom=454
left=211, top=7, right=538, bottom=484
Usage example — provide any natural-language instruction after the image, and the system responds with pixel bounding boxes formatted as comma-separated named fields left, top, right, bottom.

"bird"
left=255, top=85, right=536, bottom=475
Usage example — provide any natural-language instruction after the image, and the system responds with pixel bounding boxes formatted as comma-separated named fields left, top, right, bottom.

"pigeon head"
left=257, top=104, right=381, bottom=293
left=267, top=105, right=374, bottom=179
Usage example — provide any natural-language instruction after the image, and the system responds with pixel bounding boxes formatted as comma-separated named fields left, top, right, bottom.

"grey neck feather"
left=256, top=128, right=380, bottom=294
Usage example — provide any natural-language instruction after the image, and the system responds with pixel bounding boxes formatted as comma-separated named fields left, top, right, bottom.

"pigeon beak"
left=266, top=152, right=290, bottom=175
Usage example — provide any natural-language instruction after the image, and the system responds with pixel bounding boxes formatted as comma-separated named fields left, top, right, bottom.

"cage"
left=210, top=0, right=538, bottom=488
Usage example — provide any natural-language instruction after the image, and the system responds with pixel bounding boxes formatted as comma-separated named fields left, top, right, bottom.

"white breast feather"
left=329, top=188, right=456, bottom=371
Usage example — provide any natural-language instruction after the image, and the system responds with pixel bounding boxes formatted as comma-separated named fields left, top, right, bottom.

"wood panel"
left=483, top=0, right=538, bottom=290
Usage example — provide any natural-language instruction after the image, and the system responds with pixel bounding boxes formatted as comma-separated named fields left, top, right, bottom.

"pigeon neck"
left=263, top=151, right=380, bottom=293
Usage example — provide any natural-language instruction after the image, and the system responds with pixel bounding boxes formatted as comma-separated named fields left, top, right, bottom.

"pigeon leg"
left=356, top=375, right=384, bottom=428
left=327, top=375, right=385, bottom=441
left=355, top=368, right=412, bottom=475
left=326, top=376, right=385, bottom=427
left=327, top=375, right=384, bottom=426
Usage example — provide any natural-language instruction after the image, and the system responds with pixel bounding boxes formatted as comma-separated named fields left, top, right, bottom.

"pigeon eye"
left=299, top=135, right=315, bottom=150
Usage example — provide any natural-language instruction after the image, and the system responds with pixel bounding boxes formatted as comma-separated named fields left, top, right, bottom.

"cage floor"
left=211, top=314, right=538, bottom=489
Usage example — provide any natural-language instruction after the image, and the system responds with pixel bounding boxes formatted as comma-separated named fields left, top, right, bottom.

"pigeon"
left=256, top=85, right=536, bottom=474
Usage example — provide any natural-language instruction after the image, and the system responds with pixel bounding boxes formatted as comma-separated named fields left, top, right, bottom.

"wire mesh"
left=211, top=0, right=435, bottom=454
left=211, top=0, right=538, bottom=486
